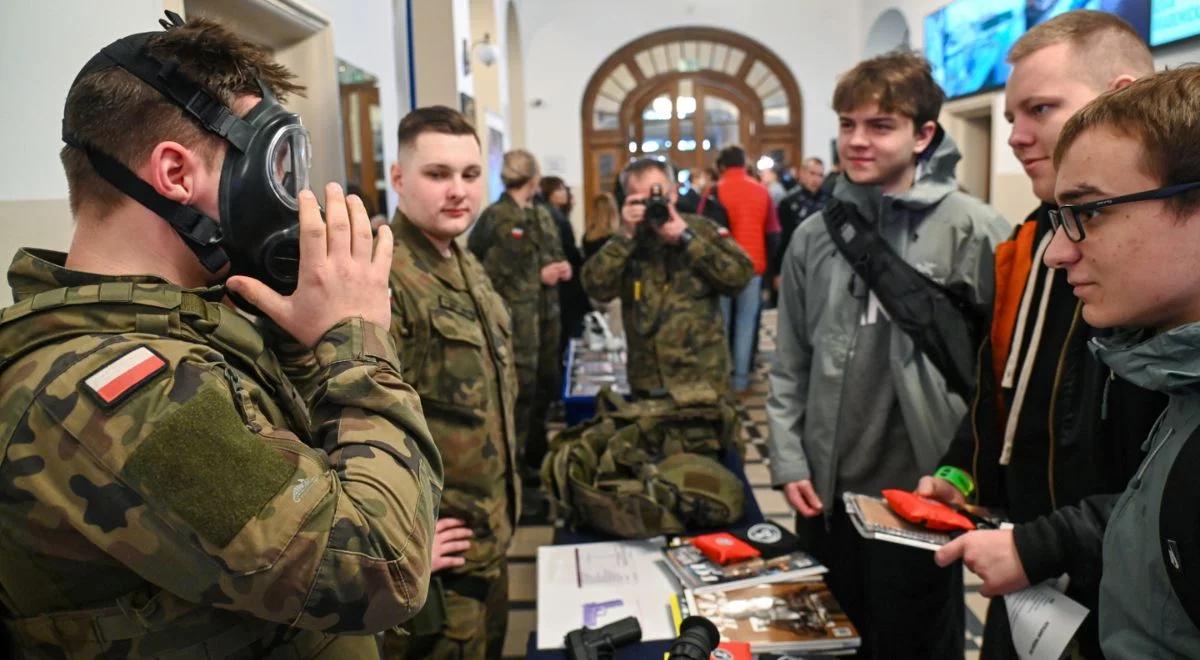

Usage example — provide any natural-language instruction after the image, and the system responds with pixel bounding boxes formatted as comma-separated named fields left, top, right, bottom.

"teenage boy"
left=937, top=64, right=1200, bottom=659
left=767, top=52, right=1009, bottom=658
left=914, top=11, right=1161, bottom=658
left=382, top=107, right=519, bottom=660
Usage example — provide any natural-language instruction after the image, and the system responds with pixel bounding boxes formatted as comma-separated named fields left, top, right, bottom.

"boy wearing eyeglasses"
left=936, top=65, right=1200, bottom=658
left=915, top=11, right=1163, bottom=659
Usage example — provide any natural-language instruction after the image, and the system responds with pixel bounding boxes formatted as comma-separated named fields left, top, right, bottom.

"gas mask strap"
left=63, top=134, right=229, bottom=273
left=97, top=37, right=255, bottom=152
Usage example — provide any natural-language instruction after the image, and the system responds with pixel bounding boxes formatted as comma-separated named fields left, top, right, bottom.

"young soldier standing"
left=469, top=151, right=570, bottom=481
left=915, top=12, right=1161, bottom=658
left=382, top=107, right=519, bottom=660
left=767, top=52, right=1009, bottom=658
left=0, top=14, right=441, bottom=658
left=938, top=64, right=1200, bottom=658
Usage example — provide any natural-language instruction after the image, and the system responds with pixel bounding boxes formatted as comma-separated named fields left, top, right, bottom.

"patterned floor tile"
left=502, top=608, right=536, bottom=659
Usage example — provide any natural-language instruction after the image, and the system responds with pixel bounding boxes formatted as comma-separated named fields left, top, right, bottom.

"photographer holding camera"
left=582, top=159, right=753, bottom=400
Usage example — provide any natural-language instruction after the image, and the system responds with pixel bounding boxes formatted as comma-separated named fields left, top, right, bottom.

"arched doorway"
left=581, top=27, right=802, bottom=203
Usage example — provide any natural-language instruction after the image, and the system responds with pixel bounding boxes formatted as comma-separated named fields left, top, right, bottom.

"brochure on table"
left=536, top=538, right=679, bottom=650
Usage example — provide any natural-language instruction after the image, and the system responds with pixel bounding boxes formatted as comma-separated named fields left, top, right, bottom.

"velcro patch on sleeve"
left=122, top=384, right=295, bottom=547
left=717, top=227, right=731, bottom=238
left=82, top=346, right=168, bottom=408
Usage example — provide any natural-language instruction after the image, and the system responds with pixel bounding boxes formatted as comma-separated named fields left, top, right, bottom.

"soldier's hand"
left=228, top=183, right=393, bottom=348
left=431, top=517, right=474, bottom=573
left=619, top=194, right=646, bottom=239
left=783, top=480, right=824, bottom=518
left=540, top=263, right=561, bottom=286
left=935, top=529, right=1030, bottom=597
left=655, top=211, right=689, bottom=245
left=914, top=475, right=966, bottom=508
left=556, top=261, right=573, bottom=282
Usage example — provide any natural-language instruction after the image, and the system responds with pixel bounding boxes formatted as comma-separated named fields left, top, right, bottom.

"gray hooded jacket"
left=766, top=131, right=1010, bottom=508
left=1091, top=325, right=1200, bottom=659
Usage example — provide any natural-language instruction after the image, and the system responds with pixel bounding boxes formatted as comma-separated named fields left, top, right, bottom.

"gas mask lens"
left=267, top=123, right=312, bottom=210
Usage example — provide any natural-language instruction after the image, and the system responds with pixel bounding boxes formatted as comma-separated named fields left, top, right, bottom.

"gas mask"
left=61, top=11, right=310, bottom=297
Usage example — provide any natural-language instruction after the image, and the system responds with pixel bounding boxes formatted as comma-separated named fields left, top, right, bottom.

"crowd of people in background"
left=10, top=6, right=1200, bottom=660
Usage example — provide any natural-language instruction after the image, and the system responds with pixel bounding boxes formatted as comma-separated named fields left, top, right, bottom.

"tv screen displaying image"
left=1151, top=0, right=1200, bottom=46
left=926, top=0, right=1151, bottom=99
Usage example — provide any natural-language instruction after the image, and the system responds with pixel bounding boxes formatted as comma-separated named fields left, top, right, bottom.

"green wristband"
left=935, top=465, right=975, bottom=498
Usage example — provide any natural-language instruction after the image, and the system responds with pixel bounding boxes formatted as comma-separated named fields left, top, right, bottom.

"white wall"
left=310, top=0, right=403, bottom=214
left=0, top=0, right=166, bottom=306
left=514, top=0, right=861, bottom=197
left=0, top=0, right=165, bottom=203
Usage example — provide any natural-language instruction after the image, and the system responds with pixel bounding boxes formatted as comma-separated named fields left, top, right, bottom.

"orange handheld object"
left=691, top=532, right=761, bottom=565
left=882, top=489, right=975, bottom=532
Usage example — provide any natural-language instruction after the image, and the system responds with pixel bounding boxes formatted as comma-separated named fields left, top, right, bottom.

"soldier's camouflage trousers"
left=512, top=297, right=561, bottom=475
left=381, top=565, right=508, bottom=660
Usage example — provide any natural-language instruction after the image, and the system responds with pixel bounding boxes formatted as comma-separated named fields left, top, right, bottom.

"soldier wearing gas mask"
left=581, top=158, right=753, bottom=401
left=0, top=13, right=442, bottom=659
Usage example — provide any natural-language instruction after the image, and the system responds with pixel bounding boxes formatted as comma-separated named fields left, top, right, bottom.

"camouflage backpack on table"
left=541, top=383, right=745, bottom=538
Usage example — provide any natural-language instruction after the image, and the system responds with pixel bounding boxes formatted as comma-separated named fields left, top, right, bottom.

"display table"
left=561, top=339, right=629, bottom=426
left=525, top=448, right=765, bottom=659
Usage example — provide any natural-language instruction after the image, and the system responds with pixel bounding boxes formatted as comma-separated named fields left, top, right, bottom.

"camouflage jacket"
left=388, top=212, right=519, bottom=577
left=581, top=215, right=753, bottom=397
left=0, top=249, right=442, bottom=659
left=467, top=193, right=564, bottom=311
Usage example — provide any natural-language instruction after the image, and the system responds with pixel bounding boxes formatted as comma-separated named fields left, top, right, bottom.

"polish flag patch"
left=83, top=346, right=168, bottom=408
left=718, top=227, right=731, bottom=238
left=510, top=227, right=525, bottom=239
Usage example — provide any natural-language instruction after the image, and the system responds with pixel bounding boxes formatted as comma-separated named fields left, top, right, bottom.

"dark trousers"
left=796, top=507, right=965, bottom=660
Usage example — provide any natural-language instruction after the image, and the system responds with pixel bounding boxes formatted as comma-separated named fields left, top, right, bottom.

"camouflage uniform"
left=581, top=214, right=754, bottom=398
left=382, top=213, right=519, bottom=660
left=468, top=193, right=565, bottom=474
left=0, top=248, right=442, bottom=659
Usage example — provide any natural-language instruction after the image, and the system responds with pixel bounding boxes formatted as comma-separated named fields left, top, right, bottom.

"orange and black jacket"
left=938, top=204, right=1165, bottom=525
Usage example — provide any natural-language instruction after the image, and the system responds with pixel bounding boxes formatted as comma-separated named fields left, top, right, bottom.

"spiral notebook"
left=842, top=492, right=954, bottom=551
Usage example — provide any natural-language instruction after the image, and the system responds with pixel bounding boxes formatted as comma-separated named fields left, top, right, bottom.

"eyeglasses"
left=1049, top=181, right=1200, bottom=242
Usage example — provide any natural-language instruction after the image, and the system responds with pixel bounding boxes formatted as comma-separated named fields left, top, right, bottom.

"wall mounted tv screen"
left=926, top=0, right=1151, bottom=99
left=1151, top=0, right=1200, bottom=46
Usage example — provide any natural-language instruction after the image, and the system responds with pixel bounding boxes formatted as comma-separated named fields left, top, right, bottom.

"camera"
left=643, top=184, right=671, bottom=228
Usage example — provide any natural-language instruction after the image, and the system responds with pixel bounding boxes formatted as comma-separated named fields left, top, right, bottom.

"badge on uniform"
left=511, top=227, right=525, bottom=239
left=718, top=227, right=731, bottom=238
left=82, top=345, right=168, bottom=408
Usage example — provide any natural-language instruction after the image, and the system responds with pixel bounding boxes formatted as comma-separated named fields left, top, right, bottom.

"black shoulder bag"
left=822, top=198, right=982, bottom=398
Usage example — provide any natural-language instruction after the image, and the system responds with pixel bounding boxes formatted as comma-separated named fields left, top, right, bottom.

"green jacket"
left=0, top=249, right=442, bottom=659
left=581, top=214, right=753, bottom=397
left=388, top=212, right=519, bottom=577
left=468, top=192, right=564, bottom=309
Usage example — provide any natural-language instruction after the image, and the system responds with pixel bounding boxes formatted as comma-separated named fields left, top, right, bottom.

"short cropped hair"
left=803, top=157, right=825, bottom=168
left=1055, top=66, right=1200, bottom=216
left=832, top=52, right=944, bottom=127
left=1008, top=10, right=1153, bottom=88
left=619, top=158, right=675, bottom=191
left=501, top=149, right=539, bottom=189
left=397, top=106, right=479, bottom=157
left=62, top=17, right=303, bottom=215
left=716, top=145, right=746, bottom=170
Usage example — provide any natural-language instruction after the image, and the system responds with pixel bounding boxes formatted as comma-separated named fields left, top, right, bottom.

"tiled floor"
left=504, top=308, right=987, bottom=659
